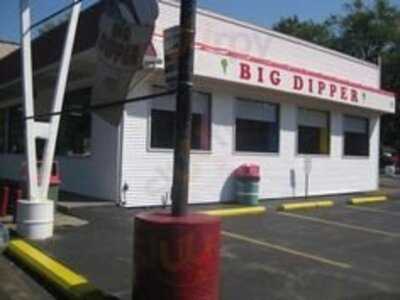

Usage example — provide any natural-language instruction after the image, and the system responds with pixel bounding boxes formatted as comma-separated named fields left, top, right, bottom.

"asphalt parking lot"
left=221, top=200, right=400, bottom=300
left=31, top=193, right=400, bottom=300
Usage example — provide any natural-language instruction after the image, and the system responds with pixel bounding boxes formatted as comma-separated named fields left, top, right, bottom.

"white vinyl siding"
left=121, top=81, right=380, bottom=207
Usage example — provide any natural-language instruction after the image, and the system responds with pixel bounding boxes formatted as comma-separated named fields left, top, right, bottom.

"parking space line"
left=279, top=212, right=400, bottom=238
left=222, top=231, right=352, bottom=269
left=347, top=205, right=400, bottom=217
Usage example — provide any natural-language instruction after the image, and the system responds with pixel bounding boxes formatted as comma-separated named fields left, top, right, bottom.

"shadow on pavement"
left=351, top=293, right=400, bottom=300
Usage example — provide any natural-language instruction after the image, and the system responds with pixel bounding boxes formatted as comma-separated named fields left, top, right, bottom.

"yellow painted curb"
left=202, top=206, right=266, bottom=217
left=348, top=196, right=388, bottom=205
left=366, top=190, right=388, bottom=196
left=6, top=239, right=104, bottom=300
left=278, top=201, right=334, bottom=212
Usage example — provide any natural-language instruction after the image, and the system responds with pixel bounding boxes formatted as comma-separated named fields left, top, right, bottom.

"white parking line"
left=222, top=231, right=352, bottom=269
left=278, top=212, right=400, bottom=238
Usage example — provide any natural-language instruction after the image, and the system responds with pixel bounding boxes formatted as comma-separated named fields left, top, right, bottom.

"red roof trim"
left=153, top=33, right=393, bottom=98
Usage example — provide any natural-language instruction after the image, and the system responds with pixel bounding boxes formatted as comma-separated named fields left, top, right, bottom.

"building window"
left=0, top=109, right=6, bottom=153
left=150, top=91, right=211, bottom=150
left=235, top=99, right=279, bottom=153
left=297, top=108, right=330, bottom=155
left=8, top=105, right=25, bottom=154
left=57, top=88, right=92, bottom=157
left=343, top=115, right=369, bottom=157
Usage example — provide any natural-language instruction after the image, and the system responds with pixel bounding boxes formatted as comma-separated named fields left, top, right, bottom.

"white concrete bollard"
left=16, top=200, right=54, bottom=240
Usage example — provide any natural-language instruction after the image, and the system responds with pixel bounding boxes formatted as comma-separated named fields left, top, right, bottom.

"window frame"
left=296, top=107, right=331, bottom=157
left=0, top=88, right=93, bottom=158
left=233, top=98, right=281, bottom=156
left=56, top=87, right=93, bottom=158
left=342, top=114, right=370, bottom=158
left=147, top=88, right=213, bottom=154
left=7, top=104, right=25, bottom=155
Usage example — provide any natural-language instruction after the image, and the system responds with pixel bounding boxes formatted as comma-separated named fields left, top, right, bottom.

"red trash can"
left=20, top=161, right=61, bottom=203
left=234, top=164, right=261, bottom=205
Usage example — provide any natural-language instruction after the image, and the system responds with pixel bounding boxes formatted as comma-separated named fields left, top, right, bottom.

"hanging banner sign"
left=164, top=26, right=180, bottom=90
left=93, top=0, right=159, bottom=125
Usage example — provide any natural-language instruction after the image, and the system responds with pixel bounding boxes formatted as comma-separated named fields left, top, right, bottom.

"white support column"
left=38, top=0, right=82, bottom=199
left=17, top=0, right=81, bottom=240
left=20, top=0, right=39, bottom=200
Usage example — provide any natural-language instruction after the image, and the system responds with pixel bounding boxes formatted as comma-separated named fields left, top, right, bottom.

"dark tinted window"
left=57, top=88, right=92, bottom=156
left=8, top=105, right=24, bottom=154
left=298, top=108, right=330, bottom=155
left=235, top=99, right=279, bottom=153
left=344, top=115, right=369, bottom=157
left=150, top=92, right=211, bottom=150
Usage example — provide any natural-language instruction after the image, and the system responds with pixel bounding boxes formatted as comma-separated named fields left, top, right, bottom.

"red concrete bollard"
left=133, top=212, right=221, bottom=300
left=0, top=186, right=10, bottom=217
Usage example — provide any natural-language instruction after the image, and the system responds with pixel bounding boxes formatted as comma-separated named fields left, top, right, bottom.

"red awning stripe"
left=154, top=33, right=393, bottom=98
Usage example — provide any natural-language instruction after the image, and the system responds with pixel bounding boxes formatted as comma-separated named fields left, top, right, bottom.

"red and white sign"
left=193, top=43, right=396, bottom=113
left=153, top=34, right=395, bottom=113
left=93, top=0, right=159, bottom=125
left=238, top=62, right=362, bottom=103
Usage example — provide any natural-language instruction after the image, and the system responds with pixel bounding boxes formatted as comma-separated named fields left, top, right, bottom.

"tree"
left=330, top=0, right=400, bottom=63
left=273, top=0, right=400, bottom=153
left=273, top=16, right=335, bottom=48
left=381, top=52, right=400, bottom=151
left=333, top=0, right=400, bottom=152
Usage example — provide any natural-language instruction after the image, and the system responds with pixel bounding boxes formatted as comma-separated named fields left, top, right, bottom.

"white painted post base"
left=16, top=200, right=54, bottom=240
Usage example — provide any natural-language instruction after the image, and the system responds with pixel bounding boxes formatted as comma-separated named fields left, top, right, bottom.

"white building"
left=0, top=1, right=395, bottom=207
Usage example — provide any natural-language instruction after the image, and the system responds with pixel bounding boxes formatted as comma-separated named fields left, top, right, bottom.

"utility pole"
left=171, top=0, right=197, bottom=216
left=133, top=3, right=220, bottom=299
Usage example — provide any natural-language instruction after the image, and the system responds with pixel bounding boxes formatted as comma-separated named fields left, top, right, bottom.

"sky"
left=0, top=0, right=399, bottom=43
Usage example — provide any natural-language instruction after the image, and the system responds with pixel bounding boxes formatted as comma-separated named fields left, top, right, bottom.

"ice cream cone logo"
left=221, top=58, right=229, bottom=75
left=362, top=92, right=367, bottom=102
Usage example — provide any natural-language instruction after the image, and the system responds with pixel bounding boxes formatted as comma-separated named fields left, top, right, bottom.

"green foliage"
left=382, top=51, right=400, bottom=150
left=331, top=0, right=400, bottom=62
left=273, top=16, right=335, bottom=48
left=273, top=0, right=400, bottom=152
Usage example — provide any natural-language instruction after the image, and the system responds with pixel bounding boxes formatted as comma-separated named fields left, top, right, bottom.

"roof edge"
left=160, top=0, right=379, bottom=70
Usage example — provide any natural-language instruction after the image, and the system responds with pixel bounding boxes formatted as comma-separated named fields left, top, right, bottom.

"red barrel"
left=234, top=164, right=261, bottom=205
left=233, top=163, right=260, bottom=180
left=133, top=212, right=221, bottom=300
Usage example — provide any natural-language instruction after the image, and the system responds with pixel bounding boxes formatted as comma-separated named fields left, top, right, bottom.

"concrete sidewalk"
left=0, top=255, right=54, bottom=300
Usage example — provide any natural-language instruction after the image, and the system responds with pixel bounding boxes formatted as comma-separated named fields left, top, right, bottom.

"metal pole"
left=305, top=173, right=309, bottom=201
left=171, top=0, right=197, bottom=217
left=20, top=0, right=39, bottom=201
left=38, top=0, right=81, bottom=199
